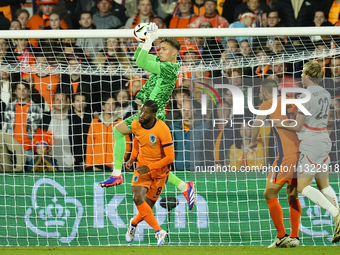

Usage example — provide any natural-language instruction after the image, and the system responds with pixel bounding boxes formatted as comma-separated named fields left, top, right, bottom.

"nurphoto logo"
left=200, top=84, right=312, bottom=128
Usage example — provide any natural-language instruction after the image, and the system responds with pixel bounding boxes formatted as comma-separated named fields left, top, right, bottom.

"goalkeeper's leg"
left=168, top=172, right=195, bottom=210
left=99, top=120, right=132, bottom=187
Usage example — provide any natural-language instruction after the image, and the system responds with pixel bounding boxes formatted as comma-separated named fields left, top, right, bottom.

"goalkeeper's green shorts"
left=124, top=111, right=166, bottom=131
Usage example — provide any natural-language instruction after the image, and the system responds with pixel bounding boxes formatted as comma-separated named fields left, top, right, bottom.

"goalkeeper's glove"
left=146, top=22, right=158, bottom=37
left=142, top=22, right=158, bottom=51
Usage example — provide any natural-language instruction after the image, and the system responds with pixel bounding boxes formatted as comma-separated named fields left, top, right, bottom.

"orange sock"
left=267, top=198, right=286, bottom=238
left=136, top=201, right=161, bottom=232
left=132, top=212, right=143, bottom=226
left=289, top=199, right=301, bottom=238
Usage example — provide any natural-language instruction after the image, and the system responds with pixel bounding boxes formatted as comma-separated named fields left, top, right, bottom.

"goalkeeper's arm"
left=134, top=43, right=158, bottom=62
left=135, top=23, right=160, bottom=74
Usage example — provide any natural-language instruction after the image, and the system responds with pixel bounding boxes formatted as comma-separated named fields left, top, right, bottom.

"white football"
left=133, top=23, right=149, bottom=42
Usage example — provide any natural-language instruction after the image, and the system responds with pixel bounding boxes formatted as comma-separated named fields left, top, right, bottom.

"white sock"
left=321, top=186, right=339, bottom=209
left=178, top=181, right=187, bottom=193
left=302, top=186, right=339, bottom=217
left=112, top=169, right=121, bottom=176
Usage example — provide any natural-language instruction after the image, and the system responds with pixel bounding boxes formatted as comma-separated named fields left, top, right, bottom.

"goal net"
left=0, top=27, right=340, bottom=246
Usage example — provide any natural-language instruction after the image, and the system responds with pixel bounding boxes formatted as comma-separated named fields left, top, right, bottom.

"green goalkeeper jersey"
left=134, top=46, right=180, bottom=118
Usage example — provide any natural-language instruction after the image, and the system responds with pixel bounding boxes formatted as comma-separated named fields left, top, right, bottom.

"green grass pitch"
left=0, top=246, right=339, bottom=255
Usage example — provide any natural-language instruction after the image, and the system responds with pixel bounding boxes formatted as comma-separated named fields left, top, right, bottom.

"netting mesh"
left=0, top=31, right=340, bottom=246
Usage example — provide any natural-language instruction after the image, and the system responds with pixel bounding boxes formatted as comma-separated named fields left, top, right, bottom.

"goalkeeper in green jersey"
left=99, top=22, right=195, bottom=210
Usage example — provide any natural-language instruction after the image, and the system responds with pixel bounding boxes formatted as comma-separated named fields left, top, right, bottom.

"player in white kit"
left=276, top=61, right=340, bottom=243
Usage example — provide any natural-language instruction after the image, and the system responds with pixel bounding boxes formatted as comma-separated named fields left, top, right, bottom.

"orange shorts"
left=267, top=153, right=299, bottom=185
left=131, top=169, right=169, bottom=201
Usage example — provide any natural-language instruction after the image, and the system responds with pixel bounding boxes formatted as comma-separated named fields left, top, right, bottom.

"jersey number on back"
left=316, top=97, right=329, bottom=120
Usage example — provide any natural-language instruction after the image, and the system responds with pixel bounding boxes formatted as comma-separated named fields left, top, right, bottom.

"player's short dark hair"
left=160, top=38, right=181, bottom=52
left=143, top=100, right=158, bottom=113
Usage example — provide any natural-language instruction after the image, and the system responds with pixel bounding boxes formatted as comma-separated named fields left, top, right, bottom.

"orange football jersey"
left=131, top=118, right=174, bottom=168
left=259, top=96, right=300, bottom=156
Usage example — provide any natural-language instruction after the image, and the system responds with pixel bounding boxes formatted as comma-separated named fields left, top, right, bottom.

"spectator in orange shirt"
left=15, top=9, right=30, bottom=29
left=190, top=0, right=229, bottom=28
left=193, top=0, right=205, bottom=17
left=27, top=0, right=68, bottom=30
left=23, top=54, right=60, bottom=110
left=3, top=80, right=43, bottom=169
left=170, top=0, right=198, bottom=29
left=86, top=94, right=131, bottom=172
left=170, top=0, right=198, bottom=45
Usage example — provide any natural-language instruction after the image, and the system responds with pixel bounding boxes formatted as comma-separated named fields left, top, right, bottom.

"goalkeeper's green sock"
left=112, top=126, right=126, bottom=176
left=168, top=172, right=187, bottom=192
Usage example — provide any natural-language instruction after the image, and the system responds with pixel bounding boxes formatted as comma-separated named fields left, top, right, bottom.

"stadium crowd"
left=0, top=0, right=340, bottom=172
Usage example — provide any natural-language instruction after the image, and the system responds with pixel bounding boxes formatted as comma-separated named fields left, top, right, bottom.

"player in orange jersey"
left=249, top=79, right=301, bottom=248
left=125, top=100, right=174, bottom=247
